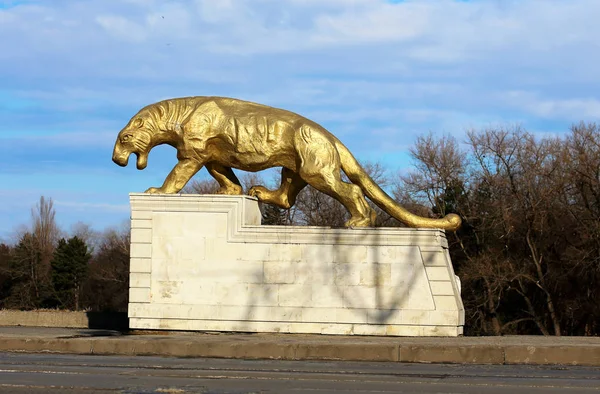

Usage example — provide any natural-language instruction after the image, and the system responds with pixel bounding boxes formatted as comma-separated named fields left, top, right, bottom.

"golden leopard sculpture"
left=112, top=96, right=461, bottom=230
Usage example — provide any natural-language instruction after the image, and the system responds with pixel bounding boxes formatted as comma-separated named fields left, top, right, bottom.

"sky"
left=1, top=0, right=600, bottom=241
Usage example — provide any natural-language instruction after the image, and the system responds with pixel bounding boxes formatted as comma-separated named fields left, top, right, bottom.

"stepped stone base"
left=128, top=194, right=464, bottom=336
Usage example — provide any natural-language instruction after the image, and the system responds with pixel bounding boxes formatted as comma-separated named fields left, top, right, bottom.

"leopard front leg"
left=145, top=158, right=203, bottom=194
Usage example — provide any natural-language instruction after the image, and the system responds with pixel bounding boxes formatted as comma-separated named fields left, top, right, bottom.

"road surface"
left=0, top=353, right=599, bottom=393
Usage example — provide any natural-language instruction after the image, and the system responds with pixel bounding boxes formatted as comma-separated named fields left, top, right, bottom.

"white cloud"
left=311, top=2, right=430, bottom=44
left=535, top=99, right=600, bottom=119
left=501, top=91, right=600, bottom=120
left=1, top=0, right=600, bottom=149
left=96, top=15, right=148, bottom=43
left=0, top=0, right=594, bottom=60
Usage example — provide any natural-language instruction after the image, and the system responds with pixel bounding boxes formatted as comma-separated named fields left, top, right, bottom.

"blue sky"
left=1, top=0, right=600, bottom=240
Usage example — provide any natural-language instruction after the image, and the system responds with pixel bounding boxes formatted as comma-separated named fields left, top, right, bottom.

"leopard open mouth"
left=136, top=152, right=148, bottom=170
left=112, top=151, right=147, bottom=170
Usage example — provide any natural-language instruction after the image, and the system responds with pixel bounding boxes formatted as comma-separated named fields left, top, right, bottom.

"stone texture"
left=128, top=194, right=464, bottom=336
left=0, top=310, right=89, bottom=328
left=399, top=344, right=505, bottom=364
left=504, top=345, right=600, bottom=366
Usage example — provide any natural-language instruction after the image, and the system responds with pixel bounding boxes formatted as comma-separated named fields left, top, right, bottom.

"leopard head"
left=112, top=107, right=159, bottom=170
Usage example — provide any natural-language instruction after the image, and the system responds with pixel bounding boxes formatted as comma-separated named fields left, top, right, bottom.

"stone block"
left=130, top=228, right=152, bottom=244
left=358, top=262, right=392, bottom=287
left=131, top=210, right=153, bottom=220
left=302, top=245, right=336, bottom=264
left=130, top=243, right=152, bottom=259
left=268, top=244, right=303, bottom=262
left=129, top=288, right=150, bottom=303
left=130, top=273, right=151, bottom=288
left=131, top=219, right=152, bottom=229
left=310, top=284, right=346, bottom=308
left=128, top=194, right=464, bottom=336
left=352, top=324, right=388, bottom=336
left=332, top=262, right=361, bottom=286
left=294, top=262, right=335, bottom=285
left=264, top=262, right=296, bottom=284
left=434, top=295, right=461, bottom=310
left=421, top=250, right=448, bottom=266
left=277, top=284, right=312, bottom=307
left=429, top=281, right=454, bottom=295
left=425, top=266, right=450, bottom=281
left=130, top=258, right=151, bottom=273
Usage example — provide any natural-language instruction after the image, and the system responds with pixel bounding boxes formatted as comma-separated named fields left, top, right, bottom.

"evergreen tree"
left=0, top=243, right=11, bottom=307
left=6, top=232, right=53, bottom=309
left=51, top=236, right=91, bottom=310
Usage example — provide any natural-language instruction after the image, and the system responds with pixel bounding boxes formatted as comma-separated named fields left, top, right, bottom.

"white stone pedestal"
left=128, top=194, right=464, bottom=336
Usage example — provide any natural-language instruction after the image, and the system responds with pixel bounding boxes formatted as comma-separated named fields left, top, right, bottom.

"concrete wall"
left=0, top=310, right=128, bottom=330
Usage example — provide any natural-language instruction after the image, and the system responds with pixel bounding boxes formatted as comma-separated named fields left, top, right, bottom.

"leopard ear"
left=132, top=118, right=144, bottom=128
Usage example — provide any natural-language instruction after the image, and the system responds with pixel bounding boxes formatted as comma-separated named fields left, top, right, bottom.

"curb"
left=1, top=335, right=599, bottom=366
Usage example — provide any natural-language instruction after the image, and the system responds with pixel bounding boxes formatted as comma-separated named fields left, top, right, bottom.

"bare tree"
left=82, top=223, right=131, bottom=312
left=558, top=122, right=600, bottom=335
left=182, top=171, right=270, bottom=195
left=70, top=222, right=99, bottom=255
left=31, top=196, right=60, bottom=270
left=182, top=178, right=220, bottom=194
left=294, top=185, right=348, bottom=227
left=2, top=197, right=61, bottom=309
left=401, top=132, right=468, bottom=216
left=394, top=126, right=592, bottom=336
left=467, top=127, right=564, bottom=335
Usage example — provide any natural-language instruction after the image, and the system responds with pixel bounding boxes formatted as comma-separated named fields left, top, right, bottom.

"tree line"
left=0, top=197, right=130, bottom=312
left=1, top=123, right=599, bottom=335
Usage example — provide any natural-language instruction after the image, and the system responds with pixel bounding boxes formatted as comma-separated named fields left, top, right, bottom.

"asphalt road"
left=0, top=353, right=599, bottom=393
